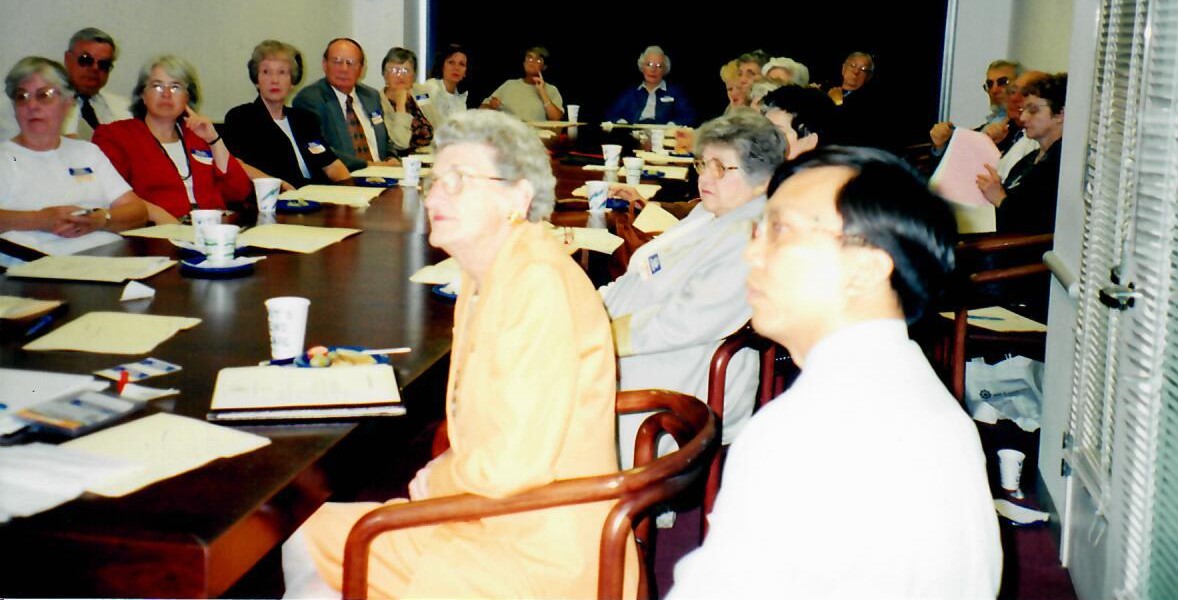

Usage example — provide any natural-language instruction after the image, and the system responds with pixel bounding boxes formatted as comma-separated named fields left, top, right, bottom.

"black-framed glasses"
left=693, top=158, right=741, bottom=179
left=983, top=76, right=1011, bottom=91
left=76, top=52, right=114, bottom=72
left=11, top=86, right=63, bottom=106
left=426, top=169, right=513, bottom=196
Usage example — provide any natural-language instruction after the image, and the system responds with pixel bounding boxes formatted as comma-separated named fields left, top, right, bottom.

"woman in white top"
left=0, top=56, right=146, bottom=237
left=419, top=44, right=470, bottom=128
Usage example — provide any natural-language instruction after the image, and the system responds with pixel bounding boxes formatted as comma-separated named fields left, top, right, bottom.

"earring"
left=507, top=211, right=524, bottom=224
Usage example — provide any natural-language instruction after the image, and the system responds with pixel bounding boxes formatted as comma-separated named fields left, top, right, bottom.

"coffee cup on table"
left=253, top=177, right=282, bottom=214
left=601, top=144, right=622, bottom=168
left=623, top=156, right=645, bottom=186
left=202, top=224, right=238, bottom=265
left=586, top=181, right=610, bottom=212
left=190, top=209, right=222, bottom=247
left=265, top=296, right=310, bottom=361
left=997, top=448, right=1026, bottom=499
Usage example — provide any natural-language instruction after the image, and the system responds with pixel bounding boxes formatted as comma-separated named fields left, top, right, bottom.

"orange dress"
left=301, top=222, right=638, bottom=599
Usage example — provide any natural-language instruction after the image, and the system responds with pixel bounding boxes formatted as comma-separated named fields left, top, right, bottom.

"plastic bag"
left=964, top=355, right=1043, bottom=432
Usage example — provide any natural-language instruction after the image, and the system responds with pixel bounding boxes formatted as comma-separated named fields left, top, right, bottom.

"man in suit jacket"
left=293, top=38, right=394, bottom=171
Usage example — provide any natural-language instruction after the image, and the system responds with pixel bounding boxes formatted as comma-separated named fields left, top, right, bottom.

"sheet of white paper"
left=210, top=364, right=401, bottom=411
left=0, top=230, right=123, bottom=256
left=572, top=183, right=662, bottom=200
left=120, top=281, right=156, bottom=302
left=0, top=295, right=63, bottom=319
left=409, top=257, right=460, bottom=285
left=278, top=184, right=382, bottom=207
left=0, top=368, right=106, bottom=435
left=62, top=413, right=271, bottom=497
left=994, top=499, right=1050, bottom=525
left=120, top=224, right=196, bottom=242
left=545, top=227, right=623, bottom=254
left=5, top=255, right=176, bottom=283
left=23, top=311, right=202, bottom=355
left=633, top=202, right=681, bottom=233
left=929, top=128, right=1001, bottom=208
left=117, top=383, right=180, bottom=402
left=0, top=443, right=140, bottom=522
left=237, top=224, right=360, bottom=254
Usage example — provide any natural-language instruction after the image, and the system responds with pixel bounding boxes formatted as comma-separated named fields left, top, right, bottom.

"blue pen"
left=25, top=314, right=54, bottom=337
left=968, top=315, right=1004, bottom=321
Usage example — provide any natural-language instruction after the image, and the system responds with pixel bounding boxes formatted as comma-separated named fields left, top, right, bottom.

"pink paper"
left=929, top=128, right=1001, bottom=207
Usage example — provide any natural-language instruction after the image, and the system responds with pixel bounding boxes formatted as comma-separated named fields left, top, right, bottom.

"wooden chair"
left=342, top=389, right=719, bottom=600
left=700, top=322, right=795, bottom=540
left=933, top=232, right=1054, bottom=401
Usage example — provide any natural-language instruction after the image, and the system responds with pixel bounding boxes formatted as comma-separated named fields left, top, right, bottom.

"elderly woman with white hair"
left=605, top=45, right=697, bottom=126
left=284, top=109, right=636, bottom=600
left=93, top=55, right=251, bottom=223
left=762, top=56, right=811, bottom=87
left=0, top=56, right=146, bottom=238
left=601, top=111, right=786, bottom=467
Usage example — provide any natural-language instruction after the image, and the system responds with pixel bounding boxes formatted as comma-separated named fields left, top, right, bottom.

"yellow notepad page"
left=5, top=255, right=175, bottom=283
left=237, top=224, right=360, bottom=254
left=23, top=312, right=201, bottom=354
left=0, top=296, right=63, bottom=319
left=633, top=203, right=681, bottom=234
left=62, top=413, right=270, bottom=497
left=572, top=183, right=662, bottom=200
left=120, top=224, right=195, bottom=242
left=279, top=184, right=383, bottom=207
left=349, top=166, right=433, bottom=180
left=938, top=306, right=1047, bottom=332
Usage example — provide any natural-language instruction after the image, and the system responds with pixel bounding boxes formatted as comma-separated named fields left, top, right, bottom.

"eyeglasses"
left=844, top=63, right=873, bottom=74
left=983, top=76, right=1011, bottom=91
left=752, top=213, right=867, bottom=247
left=11, top=86, right=63, bottom=106
left=426, top=169, right=513, bottom=196
left=1005, top=86, right=1028, bottom=97
left=693, top=158, right=742, bottom=179
left=642, top=62, right=665, bottom=70
left=1020, top=102, right=1050, bottom=116
left=148, top=81, right=186, bottom=96
left=524, top=56, right=545, bottom=64
left=76, top=52, right=114, bottom=72
left=385, top=66, right=411, bottom=76
left=329, top=56, right=359, bottom=68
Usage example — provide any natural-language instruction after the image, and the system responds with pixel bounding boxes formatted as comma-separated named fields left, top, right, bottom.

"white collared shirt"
left=639, top=81, right=667, bottom=121
left=0, top=89, right=130, bottom=142
left=331, top=85, right=380, bottom=161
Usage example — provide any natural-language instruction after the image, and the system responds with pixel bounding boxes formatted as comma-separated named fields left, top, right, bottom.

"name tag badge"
left=660, top=96, right=675, bottom=103
left=415, top=94, right=431, bottom=105
left=191, top=149, right=214, bottom=165
left=307, top=141, right=327, bottom=155
left=69, top=166, right=94, bottom=182
left=370, top=112, right=384, bottom=125
left=642, top=253, right=662, bottom=280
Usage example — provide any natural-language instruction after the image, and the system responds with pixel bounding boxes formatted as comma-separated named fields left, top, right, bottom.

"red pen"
left=117, top=370, right=129, bottom=395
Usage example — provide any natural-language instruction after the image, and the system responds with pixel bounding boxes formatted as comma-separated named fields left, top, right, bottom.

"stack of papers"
left=929, top=128, right=1001, bottom=234
left=5, top=255, right=176, bottom=282
left=208, top=364, right=404, bottom=421
left=0, top=368, right=106, bottom=435
left=0, top=230, right=123, bottom=256
left=23, top=312, right=201, bottom=354
left=279, top=185, right=382, bottom=207
left=237, top=224, right=360, bottom=254
left=61, top=413, right=271, bottom=497
left=0, top=443, right=140, bottom=522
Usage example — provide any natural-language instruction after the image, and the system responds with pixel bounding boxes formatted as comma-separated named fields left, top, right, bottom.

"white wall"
left=945, top=0, right=1014, bottom=125
left=0, top=0, right=404, bottom=121
left=1011, top=0, right=1076, bottom=72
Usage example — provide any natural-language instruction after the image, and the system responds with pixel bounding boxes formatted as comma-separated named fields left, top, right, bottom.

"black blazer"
left=996, top=141, right=1062, bottom=234
left=222, top=97, right=340, bottom=188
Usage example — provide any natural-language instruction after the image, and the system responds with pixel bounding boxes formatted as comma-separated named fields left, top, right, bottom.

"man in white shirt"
left=669, top=146, right=1003, bottom=600
left=0, top=27, right=131, bottom=141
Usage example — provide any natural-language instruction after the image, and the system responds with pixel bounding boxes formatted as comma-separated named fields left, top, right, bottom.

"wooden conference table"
left=0, top=185, right=455, bottom=598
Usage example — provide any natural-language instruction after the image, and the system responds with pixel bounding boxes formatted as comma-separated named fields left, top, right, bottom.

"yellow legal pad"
left=23, top=312, right=201, bottom=354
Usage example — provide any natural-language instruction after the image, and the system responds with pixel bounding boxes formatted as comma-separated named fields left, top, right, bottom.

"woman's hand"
left=976, top=164, right=1007, bottom=206
left=42, top=206, right=102, bottom=237
left=608, top=184, right=645, bottom=208
left=392, top=87, right=409, bottom=112
left=183, top=105, right=219, bottom=144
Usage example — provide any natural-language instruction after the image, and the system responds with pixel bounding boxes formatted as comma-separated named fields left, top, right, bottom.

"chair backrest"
left=700, top=322, right=794, bottom=540
left=342, top=389, right=718, bottom=600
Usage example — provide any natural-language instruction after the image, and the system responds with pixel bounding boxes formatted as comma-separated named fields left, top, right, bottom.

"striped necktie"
left=345, top=96, right=374, bottom=162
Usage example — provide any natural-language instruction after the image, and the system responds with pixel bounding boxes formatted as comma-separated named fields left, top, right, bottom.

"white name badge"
left=370, top=113, right=384, bottom=125
left=191, top=149, right=214, bottom=165
left=307, top=141, right=327, bottom=155
left=415, top=94, right=431, bottom=105
left=660, top=96, right=676, bottom=103
left=640, top=253, right=662, bottom=280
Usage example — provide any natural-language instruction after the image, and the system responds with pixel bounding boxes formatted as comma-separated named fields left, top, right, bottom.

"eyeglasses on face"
left=148, top=81, right=186, bottom=96
left=983, top=76, right=1011, bottom=91
left=1020, top=102, right=1050, bottom=116
left=385, top=66, right=412, bottom=76
left=524, top=55, right=545, bottom=64
left=693, top=158, right=742, bottom=179
left=76, top=52, right=114, bottom=72
left=643, top=61, right=665, bottom=70
left=11, top=86, right=63, bottom=106
left=426, top=169, right=513, bottom=196
left=751, top=213, right=866, bottom=247
left=844, top=63, right=873, bottom=74
left=329, top=56, right=359, bottom=68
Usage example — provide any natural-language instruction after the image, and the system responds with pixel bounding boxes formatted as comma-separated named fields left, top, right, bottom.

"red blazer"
left=93, top=119, right=252, bottom=218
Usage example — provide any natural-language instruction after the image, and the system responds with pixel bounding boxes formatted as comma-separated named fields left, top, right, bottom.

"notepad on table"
left=633, top=202, right=681, bottom=233
left=349, top=166, right=433, bottom=181
left=207, top=364, right=404, bottom=422
left=237, top=224, right=360, bottom=254
left=0, top=230, right=124, bottom=256
left=635, top=150, right=694, bottom=165
left=5, top=255, right=176, bottom=283
left=23, top=311, right=201, bottom=354
left=120, top=223, right=197, bottom=242
left=937, top=306, right=1046, bottom=333
left=0, top=295, right=63, bottom=320
left=279, top=184, right=383, bottom=207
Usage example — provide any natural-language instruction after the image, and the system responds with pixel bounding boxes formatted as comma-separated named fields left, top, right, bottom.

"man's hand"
left=929, top=121, right=954, bottom=149
left=982, top=117, right=1010, bottom=145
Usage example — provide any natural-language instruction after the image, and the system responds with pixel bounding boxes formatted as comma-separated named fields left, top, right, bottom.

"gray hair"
left=845, top=52, right=875, bottom=74
left=6, top=56, right=71, bottom=100
left=130, top=54, right=201, bottom=119
left=68, top=27, right=118, bottom=61
left=749, top=81, right=781, bottom=105
left=433, top=109, right=556, bottom=221
left=248, top=39, right=304, bottom=85
left=762, top=56, right=810, bottom=87
left=381, top=47, right=417, bottom=74
left=637, top=45, right=671, bottom=75
left=694, top=111, right=786, bottom=185
left=987, top=59, right=1022, bottom=76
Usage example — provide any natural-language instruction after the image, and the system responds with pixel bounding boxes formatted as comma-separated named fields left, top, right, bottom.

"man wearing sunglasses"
left=1, top=28, right=130, bottom=142
left=928, top=59, right=1020, bottom=156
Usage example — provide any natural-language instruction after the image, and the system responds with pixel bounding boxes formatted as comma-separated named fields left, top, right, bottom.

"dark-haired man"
left=292, top=37, right=395, bottom=170
left=481, top=47, right=564, bottom=121
left=668, top=147, right=1002, bottom=600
